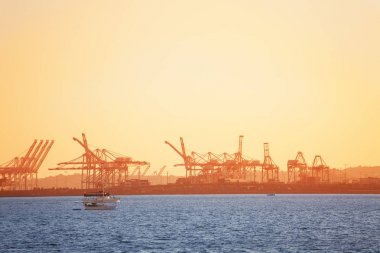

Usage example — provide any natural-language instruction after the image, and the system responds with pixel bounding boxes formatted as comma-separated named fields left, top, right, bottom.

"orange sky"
left=1, top=0, right=379, bottom=177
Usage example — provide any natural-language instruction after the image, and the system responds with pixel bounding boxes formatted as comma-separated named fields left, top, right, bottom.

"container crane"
left=262, top=143, right=279, bottom=183
left=287, top=151, right=308, bottom=183
left=141, top=164, right=151, bottom=177
left=311, top=155, right=329, bottom=183
left=49, top=133, right=149, bottom=189
left=130, top=166, right=140, bottom=177
left=166, top=136, right=262, bottom=184
left=0, top=140, right=54, bottom=190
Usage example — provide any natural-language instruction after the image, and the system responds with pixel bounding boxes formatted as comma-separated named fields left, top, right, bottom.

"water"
left=0, top=194, right=379, bottom=252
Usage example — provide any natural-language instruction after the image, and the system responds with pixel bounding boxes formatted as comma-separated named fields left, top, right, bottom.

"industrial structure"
left=141, top=164, right=151, bottom=178
left=310, top=155, right=330, bottom=183
left=49, top=133, right=149, bottom=189
left=165, top=136, right=333, bottom=185
left=165, top=136, right=263, bottom=184
left=129, top=165, right=153, bottom=179
left=152, top=165, right=167, bottom=184
left=287, top=153, right=330, bottom=184
left=129, top=166, right=140, bottom=177
left=261, top=143, right=279, bottom=183
left=152, top=165, right=166, bottom=178
left=0, top=133, right=334, bottom=191
left=287, top=151, right=308, bottom=183
left=0, top=140, right=54, bottom=190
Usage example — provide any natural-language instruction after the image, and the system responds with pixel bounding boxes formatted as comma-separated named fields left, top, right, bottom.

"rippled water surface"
left=1, top=194, right=379, bottom=252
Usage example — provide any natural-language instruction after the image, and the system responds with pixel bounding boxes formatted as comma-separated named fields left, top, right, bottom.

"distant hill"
left=345, top=166, right=380, bottom=179
left=37, top=173, right=181, bottom=189
left=37, top=166, right=380, bottom=188
left=38, top=174, right=82, bottom=189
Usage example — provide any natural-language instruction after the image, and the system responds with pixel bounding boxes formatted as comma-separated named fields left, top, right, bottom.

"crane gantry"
left=0, top=140, right=54, bottom=190
left=165, top=136, right=261, bottom=184
left=49, top=133, right=149, bottom=189
left=287, top=152, right=330, bottom=184
left=262, top=143, right=279, bottom=183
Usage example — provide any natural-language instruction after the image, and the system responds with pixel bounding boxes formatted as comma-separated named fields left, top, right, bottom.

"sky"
left=0, top=0, right=379, bottom=177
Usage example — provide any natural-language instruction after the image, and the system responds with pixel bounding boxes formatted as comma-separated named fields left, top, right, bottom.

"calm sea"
left=0, top=194, right=379, bottom=252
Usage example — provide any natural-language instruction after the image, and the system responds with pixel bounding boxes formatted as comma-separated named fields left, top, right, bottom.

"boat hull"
left=84, top=204, right=117, bottom=210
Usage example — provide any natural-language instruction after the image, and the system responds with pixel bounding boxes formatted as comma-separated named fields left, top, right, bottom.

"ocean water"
left=0, top=194, right=379, bottom=252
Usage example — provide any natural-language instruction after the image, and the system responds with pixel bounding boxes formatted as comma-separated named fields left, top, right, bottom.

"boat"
left=267, top=193, right=276, bottom=196
left=82, top=191, right=120, bottom=210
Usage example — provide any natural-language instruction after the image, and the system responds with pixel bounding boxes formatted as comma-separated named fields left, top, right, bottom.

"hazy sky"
left=1, top=0, right=379, bottom=177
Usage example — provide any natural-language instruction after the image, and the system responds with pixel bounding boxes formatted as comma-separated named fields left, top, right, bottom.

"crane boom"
left=33, top=140, right=54, bottom=173
left=22, top=140, right=43, bottom=170
left=73, top=137, right=104, bottom=163
left=29, top=140, right=48, bottom=172
left=82, top=133, right=88, bottom=149
left=157, top=165, right=166, bottom=176
left=238, top=135, right=243, bottom=155
left=164, top=141, right=184, bottom=159
left=236, top=135, right=244, bottom=163
left=141, top=164, right=151, bottom=176
left=165, top=138, right=192, bottom=173
left=130, top=166, right=140, bottom=177
left=180, top=137, right=187, bottom=159
left=19, top=140, right=38, bottom=168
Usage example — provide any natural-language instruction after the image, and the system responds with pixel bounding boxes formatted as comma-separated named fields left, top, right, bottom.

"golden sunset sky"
left=1, top=0, right=379, bottom=177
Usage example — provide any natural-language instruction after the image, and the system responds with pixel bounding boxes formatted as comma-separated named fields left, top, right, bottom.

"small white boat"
left=82, top=191, right=120, bottom=210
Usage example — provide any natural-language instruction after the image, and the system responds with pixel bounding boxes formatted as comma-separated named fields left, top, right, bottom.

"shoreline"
left=1, top=183, right=380, bottom=197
